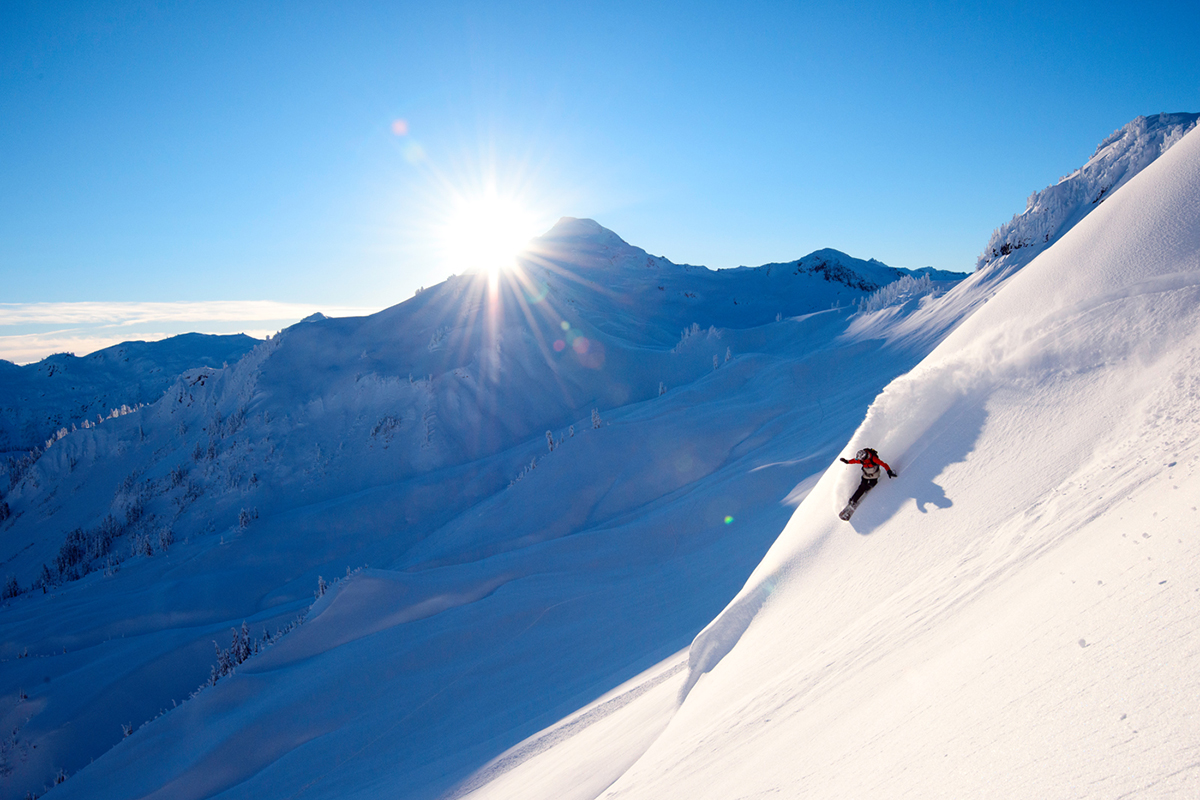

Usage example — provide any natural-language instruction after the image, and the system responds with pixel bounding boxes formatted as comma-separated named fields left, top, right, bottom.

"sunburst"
left=439, top=190, right=544, bottom=289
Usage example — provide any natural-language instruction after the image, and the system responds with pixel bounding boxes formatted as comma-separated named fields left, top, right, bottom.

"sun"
left=440, top=191, right=543, bottom=282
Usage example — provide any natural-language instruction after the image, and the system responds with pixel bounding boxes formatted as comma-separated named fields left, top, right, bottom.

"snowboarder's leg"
left=840, top=477, right=879, bottom=521
left=849, top=477, right=877, bottom=506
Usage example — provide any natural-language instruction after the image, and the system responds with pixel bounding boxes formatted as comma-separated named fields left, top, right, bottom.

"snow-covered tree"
left=856, top=273, right=933, bottom=314
left=978, top=113, right=1199, bottom=270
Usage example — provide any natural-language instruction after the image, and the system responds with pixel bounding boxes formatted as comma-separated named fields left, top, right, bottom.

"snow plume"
left=978, top=112, right=1199, bottom=271
left=847, top=360, right=980, bottom=471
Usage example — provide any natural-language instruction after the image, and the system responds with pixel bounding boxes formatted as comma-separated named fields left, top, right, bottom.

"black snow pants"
left=849, top=476, right=878, bottom=506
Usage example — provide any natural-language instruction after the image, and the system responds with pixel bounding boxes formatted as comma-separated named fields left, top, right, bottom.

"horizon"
left=2, top=1, right=1198, bottom=363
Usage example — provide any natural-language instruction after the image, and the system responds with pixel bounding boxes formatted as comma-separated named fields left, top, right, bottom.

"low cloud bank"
left=0, top=301, right=380, bottom=364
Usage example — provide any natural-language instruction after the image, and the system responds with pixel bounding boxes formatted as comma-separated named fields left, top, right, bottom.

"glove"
left=887, top=469, right=897, bottom=478
left=839, top=458, right=849, bottom=464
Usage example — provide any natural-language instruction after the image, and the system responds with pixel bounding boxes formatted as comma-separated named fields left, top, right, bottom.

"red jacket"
left=846, top=453, right=892, bottom=479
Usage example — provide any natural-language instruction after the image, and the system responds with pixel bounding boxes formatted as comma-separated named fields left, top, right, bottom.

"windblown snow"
left=1, top=115, right=1197, bottom=800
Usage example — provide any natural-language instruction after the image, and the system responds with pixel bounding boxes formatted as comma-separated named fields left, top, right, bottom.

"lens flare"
left=404, top=142, right=426, bottom=164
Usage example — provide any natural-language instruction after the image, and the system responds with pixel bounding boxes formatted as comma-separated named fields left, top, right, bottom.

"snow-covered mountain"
left=0, top=229, right=959, bottom=799
left=1, top=113, right=1195, bottom=800
left=0, top=333, right=260, bottom=465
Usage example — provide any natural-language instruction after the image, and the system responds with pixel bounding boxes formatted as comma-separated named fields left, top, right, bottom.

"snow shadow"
left=912, top=479, right=953, bottom=514
left=846, top=395, right=987, bottom=535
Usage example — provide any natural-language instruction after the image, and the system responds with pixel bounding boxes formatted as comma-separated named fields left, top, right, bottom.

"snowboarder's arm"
left=877, top=459, right=898, bottom=478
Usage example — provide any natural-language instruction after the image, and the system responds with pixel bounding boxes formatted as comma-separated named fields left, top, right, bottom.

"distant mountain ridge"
left=0, top=228, right=944, bottom=469
left=520, top=217, right=964, bottom=345
left=0, top=333, right=260, bottom=460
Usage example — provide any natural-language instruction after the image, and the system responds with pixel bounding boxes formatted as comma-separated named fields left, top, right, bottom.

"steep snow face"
left=581, top=127, right=1200, bottom=798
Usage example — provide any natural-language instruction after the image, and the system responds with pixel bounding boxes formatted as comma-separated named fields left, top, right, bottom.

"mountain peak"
left=539, top=217, right=631, bottom=249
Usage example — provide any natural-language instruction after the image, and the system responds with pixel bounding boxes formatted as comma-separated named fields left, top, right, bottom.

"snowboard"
left=838, top=500, right=859, bottom=521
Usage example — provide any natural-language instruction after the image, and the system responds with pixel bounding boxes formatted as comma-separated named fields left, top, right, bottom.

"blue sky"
left=2, top=0, right=1198, bottom=362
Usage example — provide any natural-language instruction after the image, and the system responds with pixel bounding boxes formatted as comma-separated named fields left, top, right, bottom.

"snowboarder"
left=838, top=448, right=897, bottom=520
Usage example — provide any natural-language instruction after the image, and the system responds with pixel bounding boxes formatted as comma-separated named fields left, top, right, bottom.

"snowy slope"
left=0, top=225, right=958, bottom=798
left=459, top=125, right=1200, bottom=798
left=0, top=333, right=260, bottom=462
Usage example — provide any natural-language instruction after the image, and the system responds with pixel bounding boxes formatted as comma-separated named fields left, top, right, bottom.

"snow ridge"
left=978, top=112, right=1199, bottom=271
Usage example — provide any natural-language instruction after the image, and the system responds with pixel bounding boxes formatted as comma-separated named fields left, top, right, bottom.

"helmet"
left=856, top=449, right=869, bottom=460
